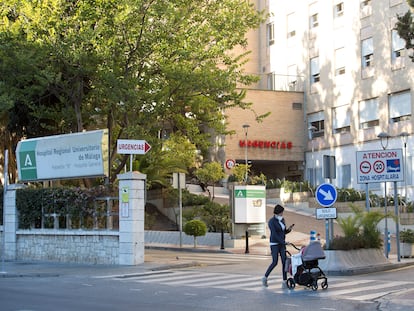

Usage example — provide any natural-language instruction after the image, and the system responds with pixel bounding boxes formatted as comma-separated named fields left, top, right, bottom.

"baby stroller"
left=285, top=242, right=328, bottom=291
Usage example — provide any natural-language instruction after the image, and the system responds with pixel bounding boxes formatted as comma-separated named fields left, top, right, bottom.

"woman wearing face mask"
left=261, top=204, right=294, bottom=288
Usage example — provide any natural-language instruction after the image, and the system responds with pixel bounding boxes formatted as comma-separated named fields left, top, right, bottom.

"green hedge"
left=16, top=186, right=114, bottom=229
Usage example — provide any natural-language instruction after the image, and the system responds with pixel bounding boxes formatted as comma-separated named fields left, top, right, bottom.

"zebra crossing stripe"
left=161, top=273, right=237, bottom=285
left=317, top=281, right=403, bottom=297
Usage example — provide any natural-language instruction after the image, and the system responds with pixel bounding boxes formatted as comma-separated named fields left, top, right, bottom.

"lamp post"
left=308, top=126, right=317, bottom=186
left=397, top=131, right=409, bottom=262
left=399, top=132, right=409, bottom=202
left=378, top=131, right=390, bottom=258
left=242, top=124, right=250, bottom=184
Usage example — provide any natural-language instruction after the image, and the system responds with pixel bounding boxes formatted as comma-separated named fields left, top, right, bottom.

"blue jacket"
left=268, top=216, right=291, bottom=245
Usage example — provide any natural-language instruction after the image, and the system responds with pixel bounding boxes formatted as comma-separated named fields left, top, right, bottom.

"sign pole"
left=2, top=149, right=8, bottom=273
left=178, top=173, right=183, bottom=248
left=394, top=181, right=401, bottom=262
left=384, top=182, right=388, bottom=258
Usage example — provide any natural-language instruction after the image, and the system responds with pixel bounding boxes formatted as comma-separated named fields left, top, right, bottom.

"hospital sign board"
left=16, top=129, right=109, bottom=182
left=356, top=149, right=404, bottom=184
left=234, top=185, right=266, bottom=223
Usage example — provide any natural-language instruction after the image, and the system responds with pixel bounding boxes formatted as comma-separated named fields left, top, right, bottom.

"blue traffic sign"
left=315, top=183, right=337, bottom=207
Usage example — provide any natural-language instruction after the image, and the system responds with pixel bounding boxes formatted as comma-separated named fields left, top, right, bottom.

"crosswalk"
left=100, top=269, right=414, bottom=302
left=164, top=252, right=269, bottom=265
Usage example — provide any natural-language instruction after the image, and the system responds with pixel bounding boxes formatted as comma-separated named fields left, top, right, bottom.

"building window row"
left=309, top=30, right=405, bottom=86
left=308, top=90, right=412, bottom=136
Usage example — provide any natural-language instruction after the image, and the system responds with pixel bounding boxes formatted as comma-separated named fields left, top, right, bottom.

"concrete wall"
left=16, top=230, right=119, bottom=264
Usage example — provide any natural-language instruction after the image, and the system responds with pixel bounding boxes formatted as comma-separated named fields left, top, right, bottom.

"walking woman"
left=262, top=204, right=294, bottom=288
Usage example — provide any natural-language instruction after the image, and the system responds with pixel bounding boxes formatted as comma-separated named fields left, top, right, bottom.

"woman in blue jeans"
left=262, top=204, right=293, bottom=288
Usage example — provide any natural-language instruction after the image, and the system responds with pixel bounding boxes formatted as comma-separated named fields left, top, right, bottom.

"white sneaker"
left=261, top=276, right=268, bottom=287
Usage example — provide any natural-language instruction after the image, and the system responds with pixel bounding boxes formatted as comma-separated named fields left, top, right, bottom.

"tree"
left=195, top=161, right=225, bottom=199
left=183, top=219, right=207, bottom=248
left=0, top=0, right=267, bottom=185
left=230, top=164, right=251, bottom=184
left=202, top=201, right=231, bottom=233
left=395, top=1, right=414, bottom=61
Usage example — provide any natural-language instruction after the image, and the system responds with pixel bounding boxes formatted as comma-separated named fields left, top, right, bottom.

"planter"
left=400, top=242, right=414, bottom=258
left=318, top=248, right=390, bottom=275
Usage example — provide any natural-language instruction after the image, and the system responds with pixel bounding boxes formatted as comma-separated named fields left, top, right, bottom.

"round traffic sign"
left=225, top=159, right=236, bottom=169
left=315, top=183, right=338, bottom=207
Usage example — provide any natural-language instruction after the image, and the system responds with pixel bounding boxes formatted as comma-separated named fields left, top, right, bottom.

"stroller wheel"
left=311, top=281, right=318, bottom=291
left=286, top=278, right=295, bottom=290
left=321, top=280, right=328, bottom=290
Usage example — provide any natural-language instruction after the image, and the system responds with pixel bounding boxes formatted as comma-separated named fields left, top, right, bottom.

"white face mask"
left=276, top=215, right=283, bottom=221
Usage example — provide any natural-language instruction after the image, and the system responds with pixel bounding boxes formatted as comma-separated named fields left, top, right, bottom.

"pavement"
left=1, top=196, right=414, bottom=278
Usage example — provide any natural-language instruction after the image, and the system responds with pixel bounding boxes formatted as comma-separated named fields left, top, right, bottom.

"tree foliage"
left=183, top=219, right=207, bottom=248
left=396, top=1, right=414, bottom=61
left=0, top=0, right=266, bottom=186
left=195, top=161, right=225, bottom=199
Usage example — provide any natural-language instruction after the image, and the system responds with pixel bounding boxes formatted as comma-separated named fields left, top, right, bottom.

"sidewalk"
left=1, top=197, right=414, bottom=278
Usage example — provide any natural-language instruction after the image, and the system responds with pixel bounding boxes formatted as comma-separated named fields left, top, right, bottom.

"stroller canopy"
left=302, top=241, right=326, bottom=261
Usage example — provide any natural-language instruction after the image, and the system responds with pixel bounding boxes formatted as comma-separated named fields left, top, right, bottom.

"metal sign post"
left=1, top=149, right=8, bottom=273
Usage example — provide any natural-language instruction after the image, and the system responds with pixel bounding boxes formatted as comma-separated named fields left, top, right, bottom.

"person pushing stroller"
left=261, top=204, right=294, bottom=288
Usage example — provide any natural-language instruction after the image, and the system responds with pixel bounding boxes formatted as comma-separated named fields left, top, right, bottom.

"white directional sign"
left=16, top=129, right=109, bottom=181
left=316, top=207, right=337, bottom=220
left=117, top=139, right=151, bottom=155
left=356, top=149, right=404, bottom=184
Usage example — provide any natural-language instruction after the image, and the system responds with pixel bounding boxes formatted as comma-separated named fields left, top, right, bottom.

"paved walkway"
left=1, top=192, right=414, bottom=277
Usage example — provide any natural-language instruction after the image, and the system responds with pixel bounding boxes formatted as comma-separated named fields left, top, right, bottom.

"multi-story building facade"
left=226, top=0, right=414, bottom=199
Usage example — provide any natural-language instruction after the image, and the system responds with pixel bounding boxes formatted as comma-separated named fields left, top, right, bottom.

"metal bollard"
left=245, top=230, right=249, bottom=254
left=387, top=231, right=391, bottom=254
left=220, top=229, right=225, bottom=250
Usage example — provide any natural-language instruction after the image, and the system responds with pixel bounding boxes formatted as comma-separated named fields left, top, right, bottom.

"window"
left=308, top=111, right=324, bottom=138
left=267, top=23, right=275, bottom=46
left=310, top=13, right=318, bottom=29
left=307, top=167, right=323, bottom=187
left=360, top=0, right=372, bottom=17
left=361, top=37, right=373, bottom=68
left=334, top=2, right=344, bottom=18
left=340, top=164, right=351, bottom=188
left=391, top=29, right=405, bottom=61
left=407, top=155, right=413, bottom=186
left=389, top=90, right=411, bottom=123
left=310, top=57, right=320, bottom=84
left=335, top=48, right=345, bottom=75
left=333, top=105, right=350, bottom=134
left=287, top=13, right=296, bottom=38
left=359, top=98, right=379, bottom=129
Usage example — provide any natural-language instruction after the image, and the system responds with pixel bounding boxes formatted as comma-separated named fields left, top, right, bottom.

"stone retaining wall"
left=16, top=230, right=119, bottom=264
left=0, top=230, right=230, bottom=264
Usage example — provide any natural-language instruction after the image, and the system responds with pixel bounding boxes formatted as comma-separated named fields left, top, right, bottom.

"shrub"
left=183, top=219, right=207, bottom=248
left=400, top=229, right=414, bottom=243
left=329, top=204, right=385, bottom=250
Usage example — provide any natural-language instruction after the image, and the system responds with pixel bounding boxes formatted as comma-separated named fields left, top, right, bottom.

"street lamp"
left=242, top=124, right=250, bottom=184
left=378, top=131, right=390, bottom=150
left=308, top=126, right=317, bottom=186
left=377, top=131, right=390, bottom=258
left=399, top=132, right=409, bottom=202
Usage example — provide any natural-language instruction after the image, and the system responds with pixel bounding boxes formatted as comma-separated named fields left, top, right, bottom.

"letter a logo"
left=19, top=150, right=37, bottom=180
left=25, top=154, right=33, bottom=167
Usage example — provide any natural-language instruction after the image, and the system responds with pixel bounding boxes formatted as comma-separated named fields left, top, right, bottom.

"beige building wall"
left=254, top=0, right=414, bottom=194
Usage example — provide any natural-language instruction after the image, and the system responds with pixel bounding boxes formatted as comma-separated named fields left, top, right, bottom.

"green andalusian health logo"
left=18, top=140, right=38, bottom=180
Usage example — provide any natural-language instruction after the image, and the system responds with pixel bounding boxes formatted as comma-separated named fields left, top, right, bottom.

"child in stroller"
left=285, top=241, right=328, bottom=291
